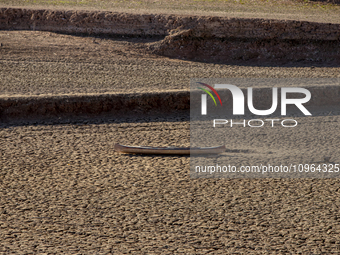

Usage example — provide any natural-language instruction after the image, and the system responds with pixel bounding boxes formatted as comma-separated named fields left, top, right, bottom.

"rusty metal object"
left=114, top=144, right=226, bottom=155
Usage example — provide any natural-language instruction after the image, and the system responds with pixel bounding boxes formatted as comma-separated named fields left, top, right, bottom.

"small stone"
left=324, top=156, right=331, bottom=163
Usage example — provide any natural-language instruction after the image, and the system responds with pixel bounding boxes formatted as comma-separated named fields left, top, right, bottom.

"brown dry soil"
left=1, top=113, right=340, bottom=254
left=0, top=31, right=340, bottom=96
left=1, top=7, right=340, bottom=69
left=1, top=29, right=340, bottom=254
left=149, top=29, right=340, bottom=66
left=1, top=0, right=340, bottom=24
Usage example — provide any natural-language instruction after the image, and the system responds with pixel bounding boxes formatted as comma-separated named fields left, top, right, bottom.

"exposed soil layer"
left=1, top=8, right=340, bottom=39
left=1, top=30, right=340, bottom=95
left=2, top=85, right=340, bottom=121
left=0, top=91, right=190, bottom=121
left=0, top=30, right=340, bottom=121
left=2, top=8, right=340, bottom=64
left=148, top=30, right=340, bottom=65
left=310, top=0, right=340, bottom=3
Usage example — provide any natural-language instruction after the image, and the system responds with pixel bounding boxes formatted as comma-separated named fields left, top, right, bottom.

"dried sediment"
left=1, top=7, right=340, bottom=40
left=1, top=8, right=340, bottom=63
left=147, top=27, right=340, bottom=64
left=1, top=85, right=340, bottom=121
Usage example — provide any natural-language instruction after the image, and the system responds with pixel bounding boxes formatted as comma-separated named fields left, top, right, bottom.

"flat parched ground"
left=0, top=31, right=339, bottom=96
left=1, top=19, right=340, bottom=254
left=1, top=113, right=340, bottom=254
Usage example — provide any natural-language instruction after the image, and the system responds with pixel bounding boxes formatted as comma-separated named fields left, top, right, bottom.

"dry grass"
left=0, top=0, right=340, bottom=23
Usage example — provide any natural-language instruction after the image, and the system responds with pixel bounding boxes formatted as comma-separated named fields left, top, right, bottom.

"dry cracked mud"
left=1, top=31, right=340, bottom=97
left=1, top=113, right=340, bottom=254
left=1, top=27, right=340, bottom=254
